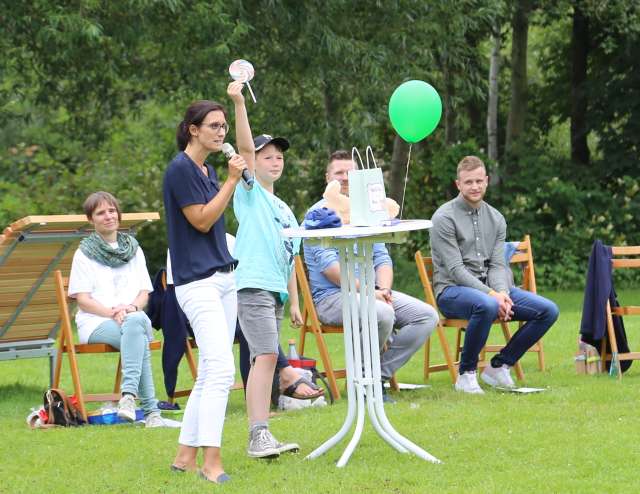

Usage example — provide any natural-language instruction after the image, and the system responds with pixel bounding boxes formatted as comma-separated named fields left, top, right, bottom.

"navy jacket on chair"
left=579, top=240, right=631, bottom=372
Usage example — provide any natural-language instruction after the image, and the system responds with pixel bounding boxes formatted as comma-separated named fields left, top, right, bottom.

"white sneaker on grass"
left=481, top=364, right=516, bottom=389
left=145, top=412, right=167, bottom=428
left=117, top=394, right=136, bottom=422
left=454, top=371, right=484, bottom=395
left=247, top=428, right=280, bottom=458
left=274, top=437, right=300, bottom=454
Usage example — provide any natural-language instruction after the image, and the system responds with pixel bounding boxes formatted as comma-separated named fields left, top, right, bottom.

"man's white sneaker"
left=454, top=371, right=485, bottom=395
left=117, top=394, right=136, bottom=422
left=481, top=364, right=516, bottom=388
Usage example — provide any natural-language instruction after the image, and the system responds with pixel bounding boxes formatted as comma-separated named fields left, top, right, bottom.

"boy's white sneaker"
left=247, top=428, right=280, bottom=459
left=481, top=364, right=516, bottom=388
left=454, top=371, right=484, bottom=394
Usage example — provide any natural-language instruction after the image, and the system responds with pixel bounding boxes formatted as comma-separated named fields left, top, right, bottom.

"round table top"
left=281, top=219, right=432, bottom=239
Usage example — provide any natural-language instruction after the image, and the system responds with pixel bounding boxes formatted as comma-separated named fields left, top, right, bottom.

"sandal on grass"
left=170, top=464, right=198, bottom=473
left=281, top=376, right=324, bottom=400
left=198, top=469, right=231, bottom=484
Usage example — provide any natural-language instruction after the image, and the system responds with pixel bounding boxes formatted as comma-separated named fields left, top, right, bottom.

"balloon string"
left=399, top=143, right=412, bottom=220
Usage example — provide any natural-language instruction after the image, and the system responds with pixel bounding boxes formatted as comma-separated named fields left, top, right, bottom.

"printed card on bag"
left=368, top=183, right=386, bottom=212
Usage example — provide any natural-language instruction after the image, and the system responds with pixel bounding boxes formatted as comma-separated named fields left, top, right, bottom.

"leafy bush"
left=390, top=141, right=640, bottom=290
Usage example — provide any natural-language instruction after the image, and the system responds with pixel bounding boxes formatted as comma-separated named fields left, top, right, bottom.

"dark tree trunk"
left=443, top=71, right=457, bottom=145
left=467, top=101, right=483, bottom=138
left=464, top=30, right=484, bottom=142
left=487, top=26, right=501, bottom=163
left=505, top=0, right=531, bottom=155
left=389, top=134, right=410, bottom=204
left=570, top=2, right=590, bottom=166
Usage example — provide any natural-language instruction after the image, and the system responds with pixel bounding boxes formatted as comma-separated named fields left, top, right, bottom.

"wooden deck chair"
left=501, top=235, right=545, bottom=371
left=464, top=236, right=544, bottom=372
left=416, top=235, right=544, bottom=383
left=0, top=213, right=158, bottom=386
left=53, top=270, right=162, bottom=422
left=295, top=256, right=346, bottom=400
left=599, top=245, right=640, bottom=378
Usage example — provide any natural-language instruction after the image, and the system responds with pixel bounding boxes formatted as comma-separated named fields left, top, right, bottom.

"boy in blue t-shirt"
left=234, top=134, right=307, bottom=458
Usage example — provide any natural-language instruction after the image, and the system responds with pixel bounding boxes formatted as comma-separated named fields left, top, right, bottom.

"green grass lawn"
left=2, top=289, right=640, bottom=493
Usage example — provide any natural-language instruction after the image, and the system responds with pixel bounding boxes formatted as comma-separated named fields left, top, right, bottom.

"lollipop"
left=229, top=59, right=257, bottom=103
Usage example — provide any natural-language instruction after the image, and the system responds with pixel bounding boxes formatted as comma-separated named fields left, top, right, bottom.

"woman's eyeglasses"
left=201, top=122, right=229, bottom=132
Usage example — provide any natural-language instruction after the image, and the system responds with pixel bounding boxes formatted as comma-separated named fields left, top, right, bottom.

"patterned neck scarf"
left=79, top=232, right=138, bottom=268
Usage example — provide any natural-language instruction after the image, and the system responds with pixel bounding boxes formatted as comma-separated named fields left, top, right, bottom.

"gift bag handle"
left=351, top=146, right=378, bottom=170
left=366, top=146, right=378, bottom=169
left=352, top=147, right=366, bottom=170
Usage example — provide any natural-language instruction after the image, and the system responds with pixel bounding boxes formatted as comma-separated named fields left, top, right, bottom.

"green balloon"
left=389, top=80, right=443, bottom=143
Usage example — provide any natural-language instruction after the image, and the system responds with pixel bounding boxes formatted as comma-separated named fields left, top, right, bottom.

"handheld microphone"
left=222, top=142, right=254, bottom=187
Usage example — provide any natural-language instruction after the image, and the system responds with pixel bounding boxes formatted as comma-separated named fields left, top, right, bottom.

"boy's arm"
left=227, top=81, right=255, bottom=177
left=288, top=263, right=303, bottom=326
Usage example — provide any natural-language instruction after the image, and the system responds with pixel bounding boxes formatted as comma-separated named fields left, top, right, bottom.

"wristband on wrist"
left=130, top=304, right=138, bottom=312
left=488, top=290, right=497, bottom=296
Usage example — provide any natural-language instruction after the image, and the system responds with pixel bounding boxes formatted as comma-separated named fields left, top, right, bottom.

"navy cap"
left=254, top=134, right=290, bottom=152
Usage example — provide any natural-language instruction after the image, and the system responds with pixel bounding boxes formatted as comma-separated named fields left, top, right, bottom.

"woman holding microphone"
left=163, top=81, right=254, bottom=484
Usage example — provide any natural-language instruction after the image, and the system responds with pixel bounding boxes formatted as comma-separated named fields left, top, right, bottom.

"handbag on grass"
left=348, top=146, right=389, bottom=226
left=42, top=388, right=85, bottom=427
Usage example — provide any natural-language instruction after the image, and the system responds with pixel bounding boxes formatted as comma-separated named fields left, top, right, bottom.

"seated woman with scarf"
left=68, top=191, right=166, bottom=427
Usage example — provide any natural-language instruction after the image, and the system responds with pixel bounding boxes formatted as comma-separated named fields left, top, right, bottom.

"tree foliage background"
left=1, top=0, right=639, bottom=288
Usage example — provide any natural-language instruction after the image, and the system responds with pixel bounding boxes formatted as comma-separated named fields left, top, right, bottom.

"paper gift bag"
left=348, top=147, right=389, bottom=226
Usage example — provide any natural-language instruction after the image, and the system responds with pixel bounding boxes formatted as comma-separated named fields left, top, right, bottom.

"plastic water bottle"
left=609, top=352, right=620, bottom=378
left=100, top=401, right=118, bottom=424
left=287, top=339, right=300, bottom=360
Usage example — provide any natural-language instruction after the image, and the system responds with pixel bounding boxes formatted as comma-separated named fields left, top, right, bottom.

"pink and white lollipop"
left=228, top=59, right=256, bottom=102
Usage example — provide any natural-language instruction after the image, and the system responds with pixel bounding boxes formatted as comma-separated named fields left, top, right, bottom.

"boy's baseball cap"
left=254, top=134, right=290, bottom=152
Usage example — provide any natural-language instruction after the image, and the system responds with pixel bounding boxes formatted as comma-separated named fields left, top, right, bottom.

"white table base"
left=305, top=238, right=441, bottom=467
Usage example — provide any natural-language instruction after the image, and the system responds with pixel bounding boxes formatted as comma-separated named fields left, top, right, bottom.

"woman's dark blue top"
left=163, top=151, right=236, bottom=286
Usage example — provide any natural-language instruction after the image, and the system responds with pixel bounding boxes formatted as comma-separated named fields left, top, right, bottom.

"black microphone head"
left=222, top=143, right=236, bottom=159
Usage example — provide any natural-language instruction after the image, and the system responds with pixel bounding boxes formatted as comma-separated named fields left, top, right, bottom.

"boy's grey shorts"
left=237, top=288, right=283, bottom=363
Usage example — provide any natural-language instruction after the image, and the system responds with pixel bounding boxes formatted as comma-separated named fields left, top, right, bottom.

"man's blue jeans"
left=437, top=286, right=559, bottom=373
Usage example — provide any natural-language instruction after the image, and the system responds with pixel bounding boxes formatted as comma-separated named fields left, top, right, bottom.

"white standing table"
left=282, top=220, right=441, bottom=467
